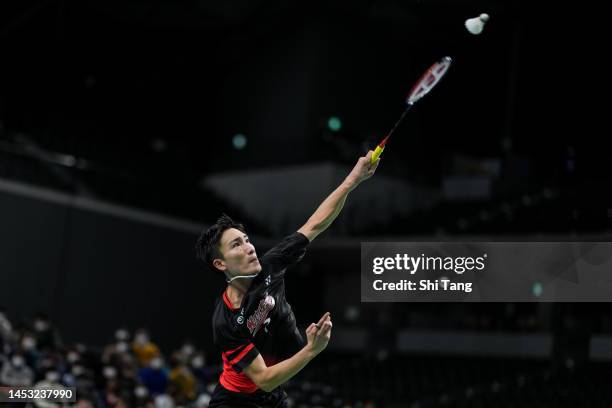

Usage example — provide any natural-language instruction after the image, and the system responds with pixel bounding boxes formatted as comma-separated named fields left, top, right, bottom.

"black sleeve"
left=261, top=232, right=310, bottom=269
left=214, top=322, right=260, bottom=373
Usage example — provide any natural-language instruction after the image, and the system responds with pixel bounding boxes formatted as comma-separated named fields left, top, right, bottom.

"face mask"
left=115, top=329, right=129, bottom=341
left=150, top=358, right=163, bottom=370
left=103, top=366, right=117, bottom=379
left=67, top=352, right=80, bottom=363
left=71, top=365, right=84, bottom=376
left=12, top=356, right=24, bottom=368
left=191, top=356, right=204, bottom=369
left=181, top=344, right=194, bottom=356
left=46, top=371, right=60, bottom=382
left=135, top=334, right=149, bottom=345
left=196, top=394, right=211, bottom=406
left=116, top=342, right=129, bottom=353
left=135, top=386, right=148, bottom=398
left=34, top=320, right=49, bottom=332
left=154, top=394, right=173, bottom=408
left=21, top=337, right=36, bottom=350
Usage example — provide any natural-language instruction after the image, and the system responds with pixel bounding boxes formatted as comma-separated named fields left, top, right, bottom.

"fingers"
left=370, top=158, right=380, bottom=171
left=319, top=319, right=333, bottom=336
left=315, top=316, right=332, bottom=336
left=306, top=323, right=317, bottom=336
left=316, top=312, right=330, bottom=328
left=363, top=150, right=380, bottom=171
left=308, top=313, right=330, bottom=336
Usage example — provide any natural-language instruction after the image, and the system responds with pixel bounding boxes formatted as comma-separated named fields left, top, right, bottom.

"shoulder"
left=261, top=232, right=310, bottom=264
left=212, top=299, right=249, bottom=347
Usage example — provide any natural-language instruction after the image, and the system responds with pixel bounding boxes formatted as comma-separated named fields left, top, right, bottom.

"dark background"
left=0, top=0, right=609, bottom=406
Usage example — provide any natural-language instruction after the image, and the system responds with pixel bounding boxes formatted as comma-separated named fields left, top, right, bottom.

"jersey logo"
left=247, top=295, right=275, bottom=335
left=236, top=308, right=245, bottom=325
left=263, top=317, right=271, bottom=333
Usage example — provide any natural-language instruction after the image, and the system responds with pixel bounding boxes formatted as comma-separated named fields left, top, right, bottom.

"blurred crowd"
left=0, top=308, right=216, bottom=408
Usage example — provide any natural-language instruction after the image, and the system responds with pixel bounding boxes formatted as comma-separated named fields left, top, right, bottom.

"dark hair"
left=195, top=214, right=246, bottom=271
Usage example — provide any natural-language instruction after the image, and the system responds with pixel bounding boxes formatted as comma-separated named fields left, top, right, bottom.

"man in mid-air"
left=196, top=151, right=379, bottom=407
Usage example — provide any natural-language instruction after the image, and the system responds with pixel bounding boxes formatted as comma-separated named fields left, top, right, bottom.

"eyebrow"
left=228, top=235, right=248, bottom=246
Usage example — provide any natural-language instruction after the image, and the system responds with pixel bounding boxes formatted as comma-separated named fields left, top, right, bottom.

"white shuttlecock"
left=465, top=13, right=490, bottom=35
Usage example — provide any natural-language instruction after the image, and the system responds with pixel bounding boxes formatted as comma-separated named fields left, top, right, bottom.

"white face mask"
left=154, top=394, right=174, bottom=408
left=181, top=344, right=195, bottom=356
left=71, top=365, right=84, bottom=376
left=67, top=352, right=80, bottom=363
left=135, top=334, right=149, bottom=345
left=135, top=386, right=149, bottom=398
left=116, top=342, right=129, bottom=353
left=191, top=356, right=204, bottom=369
left=196, top=394, right=211, bottom=406
left=150, top=358, right=163, bottom=370
left=46, top=371, right=60, bottom=382
left=22, top=337, right=36, bottom=350
left=12, top=356, right=24, bottom=368
left=103, top=366, right=117, bottom=379
left=34, top=320, right=49, bottom=332
left=115, top=329, right=129, bottom=341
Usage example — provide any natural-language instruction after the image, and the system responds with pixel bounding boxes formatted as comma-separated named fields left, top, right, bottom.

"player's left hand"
left=305, top=312, right=333, bottom=355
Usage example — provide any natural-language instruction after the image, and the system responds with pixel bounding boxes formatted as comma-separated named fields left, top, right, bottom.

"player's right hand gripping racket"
left=371, top=56, right=453, bottom=164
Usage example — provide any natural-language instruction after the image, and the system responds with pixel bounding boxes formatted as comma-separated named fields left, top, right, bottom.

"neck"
left=225, top=279, right=252, bottom=308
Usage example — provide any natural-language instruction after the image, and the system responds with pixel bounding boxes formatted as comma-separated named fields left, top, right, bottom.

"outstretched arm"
left=298, top=151, right=379, bottom=241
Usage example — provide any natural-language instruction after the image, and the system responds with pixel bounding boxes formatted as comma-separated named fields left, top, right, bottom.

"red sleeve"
left=215, top=319, right=260, bottom=373
left=222, top=342, right=260, bottom=372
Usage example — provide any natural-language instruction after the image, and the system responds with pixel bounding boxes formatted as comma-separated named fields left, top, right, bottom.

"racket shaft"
left=371, top=103, right=413, bottom=164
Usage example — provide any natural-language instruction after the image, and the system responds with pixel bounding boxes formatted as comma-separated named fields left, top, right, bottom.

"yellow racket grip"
left=371, top=145, right=384, bottom=164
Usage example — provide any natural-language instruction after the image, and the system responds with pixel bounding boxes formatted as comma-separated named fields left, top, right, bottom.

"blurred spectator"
left=103, top=366, right=124, bottom=407
left=20, top=331, right=40, bottom=367
left=190, top=352, right=212, bottom=391
left=179, top=341, right=195, bottom=362
left=115, top=328, right=130, bottom=343
left=73, top=399, right=96, bottom=408
left=193, top=393, right=211, bottom=408
left=36, top=350, right=67, bottom=382
left=139, top=356, right=168, bottom=395
left=33, top=370, right=67, bottom=408
left=1, top=353, right=34, bottom=386
left=133, top=383, right=153, bottom=408
left=154, top=394, right=175, bottom=408
left=0, top=307, right=13, bottom=349
left=168, top=352, right=197, bottom=403
left=0, top=316, right=220, bottom=407
left=103, top=336, right=135, bottom=368
left=31, top=313, right=61, bottom=350
left=132, top=329, right=160, bottom=367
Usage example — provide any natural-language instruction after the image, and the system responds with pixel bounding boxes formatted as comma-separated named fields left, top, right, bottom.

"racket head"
left=406, top=56, right=452, bottom=105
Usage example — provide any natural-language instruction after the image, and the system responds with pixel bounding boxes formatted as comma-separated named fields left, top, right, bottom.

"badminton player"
left=196, top=151, right=379, bottom=407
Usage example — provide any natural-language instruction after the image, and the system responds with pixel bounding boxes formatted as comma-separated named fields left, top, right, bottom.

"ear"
left=212, top=258, right=226, bottom=272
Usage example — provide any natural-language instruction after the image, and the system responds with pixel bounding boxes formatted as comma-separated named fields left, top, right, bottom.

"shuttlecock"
left=465, top=13, right=490, bottom=35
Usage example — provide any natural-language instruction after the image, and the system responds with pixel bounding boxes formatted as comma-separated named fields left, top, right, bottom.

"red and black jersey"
left=211, top=232, right=310, bottom=394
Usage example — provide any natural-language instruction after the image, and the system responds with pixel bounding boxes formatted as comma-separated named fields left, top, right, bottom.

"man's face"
left=214, top=228, right=261, bottom=277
